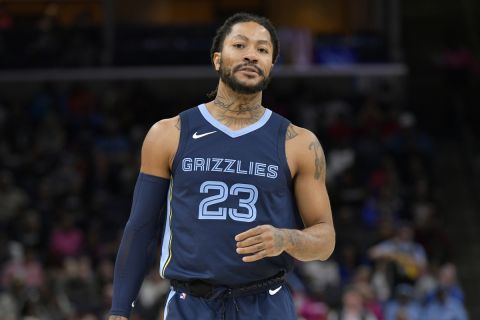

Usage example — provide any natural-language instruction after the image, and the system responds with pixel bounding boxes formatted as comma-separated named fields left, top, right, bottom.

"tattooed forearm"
left=175, top=117, right=181, bottom=131
left=286, top=124, right=298, bottom=140
left=273, top=231, right=286, bottom=252
left=308, top=140, right=326, bottom=181
left=282, top=224, right=335, bottom=261
left=286, top=229, right=301, bottom=249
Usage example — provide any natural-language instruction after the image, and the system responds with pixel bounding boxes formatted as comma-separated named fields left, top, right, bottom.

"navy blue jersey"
left=159, top=104, right=302, bottom=286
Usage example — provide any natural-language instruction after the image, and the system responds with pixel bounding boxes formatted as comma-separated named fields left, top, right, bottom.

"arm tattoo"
left=287, top=230, right=300, bottom=248
left=273, top=231, right=285, bottom=251
left=286, top=124, right=298, bottom=140
left=175, top=117, right=181, bottom=131
left=308, top=140, right=326, bottom=180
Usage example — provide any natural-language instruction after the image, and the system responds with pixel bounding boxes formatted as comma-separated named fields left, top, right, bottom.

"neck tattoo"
left=213, top=97, right=261, bottom=114
left=212, top=97, right=265, bottom=128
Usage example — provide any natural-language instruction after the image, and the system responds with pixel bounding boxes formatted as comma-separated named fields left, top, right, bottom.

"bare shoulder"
left=141, top=115, right=181, bottom=177
left=285, top=124, right=316, bottom=143
left=285, top=124, right=326, bottom=181
left=148, top=115, right=180, bottom=136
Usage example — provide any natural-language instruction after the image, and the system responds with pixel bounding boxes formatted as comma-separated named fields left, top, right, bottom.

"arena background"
left=0, top=1, right=479, bottom=319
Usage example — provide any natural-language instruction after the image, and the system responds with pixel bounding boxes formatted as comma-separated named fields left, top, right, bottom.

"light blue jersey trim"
left=159, top=180, right=173, bottom=277
left=163, top=289, right=176, bottom=320
left=198, top=104, right=272, bottom=138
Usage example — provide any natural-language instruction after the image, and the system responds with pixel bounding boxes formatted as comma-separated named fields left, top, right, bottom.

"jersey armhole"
left=170, top=112, right=189, bottom=173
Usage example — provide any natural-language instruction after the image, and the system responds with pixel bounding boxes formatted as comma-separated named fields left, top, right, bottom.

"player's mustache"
left=233, top=63, right=264, bottom=77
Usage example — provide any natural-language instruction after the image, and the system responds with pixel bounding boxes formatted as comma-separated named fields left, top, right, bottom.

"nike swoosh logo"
left=269, top=286, right=282, bottom=295
left=192, top=131, right=217, bottom=139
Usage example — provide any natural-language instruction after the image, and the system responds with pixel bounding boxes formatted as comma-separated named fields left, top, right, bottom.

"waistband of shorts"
left=170, top=271, right=287, bottom=299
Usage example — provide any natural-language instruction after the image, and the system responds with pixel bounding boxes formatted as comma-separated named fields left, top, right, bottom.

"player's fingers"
left=236, top=243, right=265, bottom=254
left=236, top=235, right=263, bottom=248
left=242, top=250, right=268, bottom=263
left=234, top=225, right=266, bottom=241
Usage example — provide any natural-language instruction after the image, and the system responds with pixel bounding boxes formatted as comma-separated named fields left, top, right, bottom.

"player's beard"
left=218, top=59, right=272, bottom=94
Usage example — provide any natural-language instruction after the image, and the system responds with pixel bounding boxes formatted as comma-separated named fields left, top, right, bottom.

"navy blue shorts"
left=162, top=285, right=296, bottom=320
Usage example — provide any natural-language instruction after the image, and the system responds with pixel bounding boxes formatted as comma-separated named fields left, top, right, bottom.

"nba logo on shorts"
left=180, top=292, right=187, bottom=300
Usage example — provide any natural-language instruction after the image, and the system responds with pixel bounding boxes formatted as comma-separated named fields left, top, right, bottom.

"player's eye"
left=233, top=43, right=245, bottom=49
left=258, top=48, right=269, bottom=54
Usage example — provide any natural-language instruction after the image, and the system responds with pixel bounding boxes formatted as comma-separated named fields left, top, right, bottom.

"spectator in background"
left=328, top=286, right=378, bottom=320
left=299, top=259, right=342, bottom=308
left=369, top=223, right=427, bottom=289
left=0, top=171, right=29, bottom=225
left=57, top=256, right=101, bottom=315
left=384, top=284, right=421, bottom=320
left=49, top=214, right=85, bottom=260
left=353, top=274, right=384, bottom=320
left=296, top=292, right=329, bottom=320
left=1, top=245, right=45, bottom=291
left=425, top=263, right=464, bottom=303
left=423, top=287, right=468, bottom=320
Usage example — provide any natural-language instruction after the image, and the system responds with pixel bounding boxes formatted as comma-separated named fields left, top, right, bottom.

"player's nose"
left=242, top=48, right=259, bottom=64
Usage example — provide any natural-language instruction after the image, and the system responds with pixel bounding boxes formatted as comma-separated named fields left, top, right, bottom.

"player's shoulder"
left=285, top=123, right=319, bottom=145
left=149, top=115, right=181, bottom=136
left=285, top=124, right=324, bottom=163
left=142, top=115, right=181, bottom=153
left=285, top=124, right=326, bottom=178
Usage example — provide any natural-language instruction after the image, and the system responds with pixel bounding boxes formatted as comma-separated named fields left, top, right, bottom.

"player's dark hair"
left=210, top=12, right=280, bottom=65
left=207, top=13, right=279, bottom=98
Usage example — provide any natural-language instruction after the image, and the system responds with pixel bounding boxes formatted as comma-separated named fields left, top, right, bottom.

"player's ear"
left=213, top=52, right=221, bottom=71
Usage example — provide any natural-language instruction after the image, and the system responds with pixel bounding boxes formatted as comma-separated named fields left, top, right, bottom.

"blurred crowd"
left=0, top=3, right=387, bottom=69
left=0, top=81, right=468, bottom=320
left=0, top=3, right=101, bottom=69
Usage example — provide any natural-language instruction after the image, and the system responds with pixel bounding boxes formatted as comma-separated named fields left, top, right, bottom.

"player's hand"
left=235, top=225, right=288, bottom=262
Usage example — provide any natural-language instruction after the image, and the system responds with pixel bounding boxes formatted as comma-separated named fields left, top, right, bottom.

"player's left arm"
left=236, top=126, right=335, bottom=262
left=284, top=127, right=335, bottom=261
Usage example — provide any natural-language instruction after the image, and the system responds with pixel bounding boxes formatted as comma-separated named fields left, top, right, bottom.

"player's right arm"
left=109, top=116, right=180, bottom=320
left=140, top=116, right=181, bottom=178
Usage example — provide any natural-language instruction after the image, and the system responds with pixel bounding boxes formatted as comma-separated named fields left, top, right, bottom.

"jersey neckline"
left=198, top=103, right=273, bottom=138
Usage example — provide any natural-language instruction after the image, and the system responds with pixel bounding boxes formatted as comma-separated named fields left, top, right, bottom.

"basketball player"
left=109, top=13, right=335, bottom=320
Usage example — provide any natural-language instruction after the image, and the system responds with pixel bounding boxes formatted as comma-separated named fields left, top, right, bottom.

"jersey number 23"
left=198, top=180, right=258, bottom=222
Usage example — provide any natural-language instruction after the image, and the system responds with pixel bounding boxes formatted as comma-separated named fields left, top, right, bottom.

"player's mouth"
left=239, top=70, right=259, bottom=78
left=235, top=64, right=264, bottom=77
left=239, top=66, right=258, bottom=73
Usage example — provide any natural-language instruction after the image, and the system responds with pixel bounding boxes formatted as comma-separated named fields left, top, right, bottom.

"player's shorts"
left=163, top=274, right=296, bottom=319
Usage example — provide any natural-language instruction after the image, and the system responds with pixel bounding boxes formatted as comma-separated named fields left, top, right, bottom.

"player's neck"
left=213, top=83, right=263, bottom=112
left=207, top=85, right=265, bottom=130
